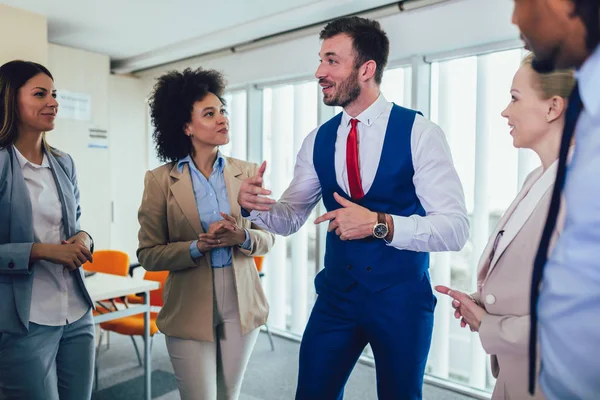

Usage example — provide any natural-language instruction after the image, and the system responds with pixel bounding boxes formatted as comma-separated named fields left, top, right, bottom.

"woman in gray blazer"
left=0, top=60, right=96, bottom=399
left=435, top=54, right=575, bottom=399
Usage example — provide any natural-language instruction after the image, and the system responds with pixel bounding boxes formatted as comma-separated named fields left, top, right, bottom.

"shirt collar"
left=177, top=151, right=226, bottom=174
left=341, top=93, right=390, bottom=128
left=576, top=44, right=600, bottom=117
left=13, top=145, right=50, bottom=170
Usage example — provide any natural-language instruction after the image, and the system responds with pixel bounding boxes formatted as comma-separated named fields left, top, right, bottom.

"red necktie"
left=346, top=119, right=364, bottom=200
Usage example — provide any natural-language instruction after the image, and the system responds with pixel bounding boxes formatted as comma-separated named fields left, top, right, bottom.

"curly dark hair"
left=319, top=16, right=389, bottom=85
left=149, top=68, right=226, bottom=163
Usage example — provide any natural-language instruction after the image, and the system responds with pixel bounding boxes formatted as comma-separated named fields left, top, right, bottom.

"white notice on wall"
left=88, top=128, right=108, bottom=149
left=56, top=90, right=91, bottom=121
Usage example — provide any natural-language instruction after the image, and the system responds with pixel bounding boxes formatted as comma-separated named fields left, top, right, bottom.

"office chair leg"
left=130, top=336, right=143, bottom=366
left=94, top=330, right=104, bottom=391
left=97, top=329, right=104, bottom=353
left=265, top=324, right=275, bottom=351
left=94, top=362, right=99, bottom=391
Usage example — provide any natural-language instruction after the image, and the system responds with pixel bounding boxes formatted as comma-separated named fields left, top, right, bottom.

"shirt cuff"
left=242, top=209, right=265, bottom=223
left=386, top=215, right=416, bottom=249
left=239, top=229, right=252, bottom=250
left=189, top=241, right=203, bottom=260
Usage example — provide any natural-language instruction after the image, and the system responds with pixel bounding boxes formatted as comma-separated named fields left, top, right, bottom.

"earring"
left=545, top=115, right=549, bottom=122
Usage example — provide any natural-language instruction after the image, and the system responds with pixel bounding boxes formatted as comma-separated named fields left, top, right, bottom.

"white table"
left=86, top=272, right=160, bottom=400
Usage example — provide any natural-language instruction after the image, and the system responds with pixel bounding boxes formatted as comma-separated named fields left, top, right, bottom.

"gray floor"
left=94, top=331, right=482, bottom=400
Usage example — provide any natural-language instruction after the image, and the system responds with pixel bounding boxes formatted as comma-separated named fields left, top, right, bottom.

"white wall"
left=0, top=4, right=47, bottom=65
left=47, top=44, right=113, bottom=250
left=47, top=46, right=149, bottom=259
left=108, top=75, right=148, bottom=260
left=136, top=0, right=518, bottom=88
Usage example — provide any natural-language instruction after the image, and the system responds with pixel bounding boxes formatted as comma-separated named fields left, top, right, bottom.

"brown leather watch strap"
left=377, top=212, right=386, bottom=225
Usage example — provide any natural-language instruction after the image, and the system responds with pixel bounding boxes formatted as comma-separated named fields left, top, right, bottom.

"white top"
left=13, top=146, right=89, bottom=326
left=247, top=94, right=469, bottom=252
left=491, top=160, right=558, bottom=267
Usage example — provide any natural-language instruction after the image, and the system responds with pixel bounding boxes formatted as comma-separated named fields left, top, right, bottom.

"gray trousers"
left=0, top=309, right=95, bottom=400
left=166, top=267, right=260, bottom=400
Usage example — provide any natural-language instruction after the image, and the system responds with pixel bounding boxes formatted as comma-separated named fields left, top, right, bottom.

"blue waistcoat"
left=313, top=104, right=430, bottom=292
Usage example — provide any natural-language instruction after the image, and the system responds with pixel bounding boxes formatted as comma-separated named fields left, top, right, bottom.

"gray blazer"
left=0, top=146, right=93, bottom=334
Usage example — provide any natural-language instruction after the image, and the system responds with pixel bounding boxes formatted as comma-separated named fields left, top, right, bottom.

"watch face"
left=373, top=223, right=388, bottom=239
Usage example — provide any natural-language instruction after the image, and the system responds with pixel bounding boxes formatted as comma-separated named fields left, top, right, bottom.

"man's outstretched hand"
left=237, top=161, right=276, bottom=212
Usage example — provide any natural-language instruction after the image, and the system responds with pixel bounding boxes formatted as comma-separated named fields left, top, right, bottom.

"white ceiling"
left=4, top=0, right=402, bottom=72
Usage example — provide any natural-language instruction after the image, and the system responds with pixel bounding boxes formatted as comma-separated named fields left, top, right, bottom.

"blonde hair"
left=521, top=53, right=576, bottom=100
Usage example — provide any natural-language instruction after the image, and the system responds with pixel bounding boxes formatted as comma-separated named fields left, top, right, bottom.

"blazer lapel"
left=224, top=158, right=243, bottom=220
left=488, top=165, right=558, bottom=274
left=46, top=151, right=77, bottom=238
left=7, top=148, right=34, bottom=242
left=477, top=167, right=543, bottom=285
left=169, top=163, right=204, bottom=236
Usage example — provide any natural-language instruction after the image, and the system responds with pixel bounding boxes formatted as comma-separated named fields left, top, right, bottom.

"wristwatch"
left=78, top=230, right=94, bottom=253
left=373, top=212, right=389, bottom=239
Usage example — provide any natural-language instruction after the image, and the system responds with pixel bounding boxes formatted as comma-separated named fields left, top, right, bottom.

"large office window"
left=221, top=90, right=248, bottom=160
left=261, top=81, right=320, bottom=335
left=428, top=48, right=534, bottom=391
left=381, top=65, right=412, bottom=107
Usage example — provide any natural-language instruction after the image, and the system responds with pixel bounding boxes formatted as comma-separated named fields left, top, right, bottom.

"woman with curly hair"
left=137, top=67, right=274, bottom=400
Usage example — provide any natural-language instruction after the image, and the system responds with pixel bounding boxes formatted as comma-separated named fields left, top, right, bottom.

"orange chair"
left=84, top=250, right=131, bottom=352
left=83, top=250, right=130, bottom=276
left=97, top=270, right=168, bottom=367
left=254, top=256, right=274, bottom=351
left=254, top=255, right=264, bottom=273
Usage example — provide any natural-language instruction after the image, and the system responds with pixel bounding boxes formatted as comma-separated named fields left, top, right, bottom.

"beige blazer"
left=474, top=164, right=565, bottom=400
left=137, top=157, right=275, bottom=341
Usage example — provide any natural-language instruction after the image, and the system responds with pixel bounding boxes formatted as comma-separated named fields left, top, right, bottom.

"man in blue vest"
left=238, top=16, right=468, bottom=399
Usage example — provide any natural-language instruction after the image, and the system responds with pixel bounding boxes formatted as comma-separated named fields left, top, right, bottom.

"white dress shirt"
left=13, top=146, right=89, bottom=326
left=247, top=94, right=469, bottom=252
left=538, top=44, right=600, bottom=400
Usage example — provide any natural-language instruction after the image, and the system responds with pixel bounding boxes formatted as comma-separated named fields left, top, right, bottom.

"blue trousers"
left=0, top=309, right=95, bottom=400
left=296, top=270, right=436, bottom=400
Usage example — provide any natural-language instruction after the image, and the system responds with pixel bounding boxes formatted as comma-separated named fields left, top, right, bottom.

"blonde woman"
left=436, top=54, right=575, bottom=399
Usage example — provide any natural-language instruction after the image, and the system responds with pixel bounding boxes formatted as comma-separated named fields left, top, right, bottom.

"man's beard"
left=521, top=33, right=560, bottom=73
left=531, top=53, right=558, bottom=73
left=322, top=69, right=361, bottom=108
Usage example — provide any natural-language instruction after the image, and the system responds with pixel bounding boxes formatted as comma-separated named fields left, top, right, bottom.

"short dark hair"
left=319, top=16, right=390, bottom=85
left=149, top=68, right=226, bottom=163
left=0, top=60, right=53, bottom=149
left=573, top=0, right=600, bottom=50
